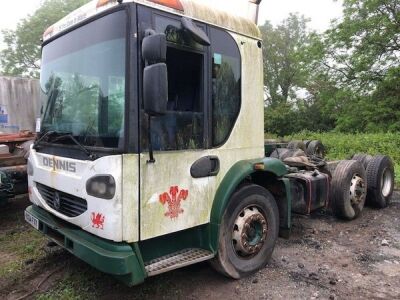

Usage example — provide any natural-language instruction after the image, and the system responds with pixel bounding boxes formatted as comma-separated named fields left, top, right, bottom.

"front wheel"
left=210, top=184, right=279, bottom=279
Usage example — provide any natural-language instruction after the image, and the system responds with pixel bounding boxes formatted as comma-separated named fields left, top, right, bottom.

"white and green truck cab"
left=25, top=0, right=395, bottom=286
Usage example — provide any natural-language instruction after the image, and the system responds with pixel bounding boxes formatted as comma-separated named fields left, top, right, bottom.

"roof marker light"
left=149, top=0, right=184, bottom=11
left=43, top=26, right=54, bottom=39
left=96, top=0, right=118, bottom=8
left=254, top=163, right=265, bottom=171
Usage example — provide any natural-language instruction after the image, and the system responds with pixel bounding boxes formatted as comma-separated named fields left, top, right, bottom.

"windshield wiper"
left=33, top=130, right=56, bottom=149
left=50, top=134, right=97, bottom=160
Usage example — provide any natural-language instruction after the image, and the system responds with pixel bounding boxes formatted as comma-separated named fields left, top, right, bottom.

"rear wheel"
left=287, top=140, right=306, bottom=151
left=366, top=155, right=394, bottom=208
left=270, top=148, right=305, bottom=160
left=351, top=154, right=373, bottom=169
left=210, top=184, right=279, bottom=279
left=331, top=160, right=367, bottom=220
left=270, top=148, right=290, bottom=159
left=306, top=140, right=326, bottom=158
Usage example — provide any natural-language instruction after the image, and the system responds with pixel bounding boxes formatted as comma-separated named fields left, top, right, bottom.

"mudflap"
left=277, top=177, right=292, bottom=238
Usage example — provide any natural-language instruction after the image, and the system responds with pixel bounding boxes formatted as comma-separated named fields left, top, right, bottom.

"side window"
left=140, top=15, right=205, bottom=151
left=211, top=28, right=241, bottom=146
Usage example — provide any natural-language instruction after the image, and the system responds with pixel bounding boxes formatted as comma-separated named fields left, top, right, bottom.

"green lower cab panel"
left=26, top=205, right=146, bottom=286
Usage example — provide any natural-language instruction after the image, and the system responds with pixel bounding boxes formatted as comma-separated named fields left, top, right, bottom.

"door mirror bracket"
left=181, top=17, right=210, bottom=46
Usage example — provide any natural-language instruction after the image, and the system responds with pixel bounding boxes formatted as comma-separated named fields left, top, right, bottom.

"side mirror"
left=181, top=17, right=210, bottom=46
left=143, top=63, right=168, bottom=116
left=142, top=32, right=167, bottom=64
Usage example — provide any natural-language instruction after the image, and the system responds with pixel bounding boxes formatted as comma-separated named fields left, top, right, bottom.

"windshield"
left=40, top=10, right=126, bottom=149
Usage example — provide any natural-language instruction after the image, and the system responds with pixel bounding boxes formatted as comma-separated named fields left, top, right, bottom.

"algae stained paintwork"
left=44, top=0, right=261, bottom=43
left=139, top=32, right=266, bottom=240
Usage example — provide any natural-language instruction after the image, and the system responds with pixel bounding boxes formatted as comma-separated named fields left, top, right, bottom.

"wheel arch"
left=209, top=158, right=291, bottom=251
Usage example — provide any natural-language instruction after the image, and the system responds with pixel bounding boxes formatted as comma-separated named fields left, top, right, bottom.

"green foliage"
left=0, top=0, right=90, bottom=78
left=262, top=0, right=400, bottom=136
left=260, top=14, right=337, bottom=136
left=324, top=0, right=400, bottom=90
left=260, top=14, right=311, bottom=106
left=284, top=131, right=400, bottom=186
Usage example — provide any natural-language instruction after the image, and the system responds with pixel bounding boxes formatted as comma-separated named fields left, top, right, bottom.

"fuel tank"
left=286, top=171, right=330, bottom=215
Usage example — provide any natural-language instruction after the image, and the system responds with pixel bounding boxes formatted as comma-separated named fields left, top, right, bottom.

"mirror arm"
left=147, top=114, right=155, bottom=164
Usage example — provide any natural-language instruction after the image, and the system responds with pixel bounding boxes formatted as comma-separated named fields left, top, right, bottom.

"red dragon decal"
left=91, top=212, right=105, bottom=229
left=159, top=186, right=189, bottom=219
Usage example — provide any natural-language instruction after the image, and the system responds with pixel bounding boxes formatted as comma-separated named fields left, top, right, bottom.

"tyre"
left=366, top=155, right=394, bottom=208
left=270, top=148, right=290, bottom=159
left=291, top=149, right=306, bottom=157
left=303, top=140, right=312, bottom=147
left=331, top=160, right=367, bottom=220
left=210, top=184, right=279, bottom=279
left=306, top=140, right=326, bottom=158
left=287, top=140, right=306, bottom=151
left=351, top=154, right=373, bottom=169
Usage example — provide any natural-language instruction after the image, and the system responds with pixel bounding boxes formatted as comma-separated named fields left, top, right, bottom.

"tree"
left=260, top=14, right=336, bottom=136
left=303, top=0, right=400, bottom=133
left=260, top=14, right=311, bottom=107
left=319, top=0, right=400, bottom=92
left=1, top=0, right=90, bottom=78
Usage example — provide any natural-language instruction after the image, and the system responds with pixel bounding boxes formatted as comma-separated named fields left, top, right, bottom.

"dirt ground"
left=1, top=192, right=400, bottom=300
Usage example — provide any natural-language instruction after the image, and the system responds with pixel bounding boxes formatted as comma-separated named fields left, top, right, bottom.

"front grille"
left=36, top=182, right=87, bottom=217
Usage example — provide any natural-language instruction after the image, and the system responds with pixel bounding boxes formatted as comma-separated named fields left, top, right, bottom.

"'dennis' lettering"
left=43, top=157, right=77, bottom=173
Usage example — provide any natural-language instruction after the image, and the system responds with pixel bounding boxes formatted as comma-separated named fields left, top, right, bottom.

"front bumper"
left=26, top=205, right=146, bottom=286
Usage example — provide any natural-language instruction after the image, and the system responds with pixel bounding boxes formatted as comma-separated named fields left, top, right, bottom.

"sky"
left=0, top=0, right=344, bottom=50
left=259, top=0, right=343, bottom=29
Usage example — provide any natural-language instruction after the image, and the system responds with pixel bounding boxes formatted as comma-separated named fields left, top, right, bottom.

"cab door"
left=138, top=8, right=216, bottom=240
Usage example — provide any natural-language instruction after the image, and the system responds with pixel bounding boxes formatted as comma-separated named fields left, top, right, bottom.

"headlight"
left=27, top=160, right=34, bottom=176
left=86, top=175, right=116, bottom=199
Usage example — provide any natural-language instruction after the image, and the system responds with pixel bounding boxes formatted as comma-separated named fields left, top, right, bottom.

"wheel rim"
left=232, top=206, right=268, bottom=258
left=349, top=174, right=366, bottom=206
left=381, top=168, right=393, bottom=197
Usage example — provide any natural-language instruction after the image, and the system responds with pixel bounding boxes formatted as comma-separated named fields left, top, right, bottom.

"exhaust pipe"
left=248, top=0, right=262, bottom=24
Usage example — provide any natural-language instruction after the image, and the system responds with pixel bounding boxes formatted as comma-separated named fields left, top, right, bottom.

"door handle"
left=208, top=156, right=220, bottom=176
left=190, top=156, right=220, bottom=178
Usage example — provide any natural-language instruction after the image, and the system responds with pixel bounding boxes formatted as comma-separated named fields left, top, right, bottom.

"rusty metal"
left=350, top=174, right=366, bottom=205
left=232, top=205, right=268, bottom=257
left=0, top=131, right=34, bottom=201
left=0, top=131, right=35, bottom=143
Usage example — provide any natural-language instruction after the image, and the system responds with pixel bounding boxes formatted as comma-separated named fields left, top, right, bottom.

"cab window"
left=140, top=15, right=205, bottom=151
left=210, top=28, right=241, bottom=146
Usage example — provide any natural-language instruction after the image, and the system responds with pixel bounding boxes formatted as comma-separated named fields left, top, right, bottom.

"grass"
left=266, top=131, right=400, bottom=186
left=36, top=274, right=95, bottom=300
left=0, top=225, right=47, bottom=279
left=35, top=260, right=104, bottom=300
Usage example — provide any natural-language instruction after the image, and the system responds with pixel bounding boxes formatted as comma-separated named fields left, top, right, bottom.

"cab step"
left=144, top=248, right=214, bottom=276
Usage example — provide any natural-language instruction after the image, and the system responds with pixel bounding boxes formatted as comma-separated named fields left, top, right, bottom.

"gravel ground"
left=1, top=192, right=399, bottom=300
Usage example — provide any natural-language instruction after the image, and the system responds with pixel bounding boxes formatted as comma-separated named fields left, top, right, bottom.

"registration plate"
left=25, top=210, right=39, bottom=230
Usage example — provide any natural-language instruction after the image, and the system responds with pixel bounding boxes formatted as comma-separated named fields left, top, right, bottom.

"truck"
left=0, top=77, right=40, bottom=204
left=0, top=131, right=34, bottom=205
left=25, top=0, right=395, bottom=286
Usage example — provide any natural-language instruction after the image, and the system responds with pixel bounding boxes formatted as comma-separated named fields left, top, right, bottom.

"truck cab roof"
left=43, top=0, right=261, bottom=42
